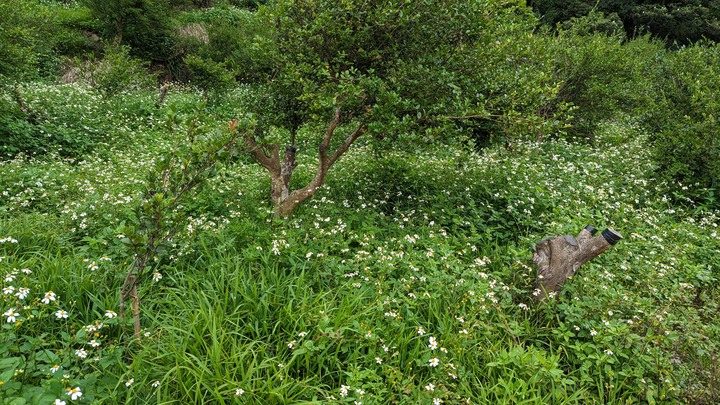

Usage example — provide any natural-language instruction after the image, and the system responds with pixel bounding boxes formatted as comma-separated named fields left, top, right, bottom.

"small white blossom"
left=4, top=308, right=18, bottom=323
left=429, top=358, right=440, bottom=367
left=55, top=310, right=69, bottom=319
left=235, top=388, right=244, bottom=396
left=42, top=291, right=57, bottom=304
left=66, top=387, right=82, bottom=400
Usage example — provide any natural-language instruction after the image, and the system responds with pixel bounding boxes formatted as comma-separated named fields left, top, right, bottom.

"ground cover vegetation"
left=0, top=0, right=719, bottom=403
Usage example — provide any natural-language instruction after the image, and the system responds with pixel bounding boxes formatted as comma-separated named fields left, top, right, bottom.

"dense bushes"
left=650, top=42, right=720, bottom=207
left=540, top=13, right=667, bottom=140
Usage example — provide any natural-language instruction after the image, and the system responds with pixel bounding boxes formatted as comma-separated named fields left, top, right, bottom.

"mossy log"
left=533, top=226, right=622, bottom=301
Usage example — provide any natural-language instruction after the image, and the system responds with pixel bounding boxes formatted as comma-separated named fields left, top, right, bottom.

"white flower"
left=42, top=291, right=57, bottom=304
left=425, top=383, right=435, bottom=391
left=590, top=328, right=598, bottom=336
left=50, top=364, right=60, bottom=373
left=429, top=358, right=440, bottom=367
left=4, top=308, right=18, bottom=323
left=417, top=327, right=426, bottom=335
left=75, top=348, right=88, bottom=359
left=152, top=380, right=160, bottom=388
left=340, top=385, right=350, bottom=397
left=604, top=349, right=614, bottom=356
left=433, top=398, right=443, bottom=405
left=89, top=339, right=101, bottom=347
left=4, top=273, right=15, bottom=282
left=152, top=272, right=162, bottom=282
left=66, top=387, right=82, bottom=400
left=105, top=310, right=118, bottom=318
left=235, top=388, right=244, bottom=396
left=54, top=399, right=66, bottom=405
left=2, top=286, right=14, bottom=295
left=428, top=336, right=438, bottom=350
left=125, top=378, right=134, bottom=387
left=15, top=287, right=30, bottom=300
left=21, top=268, right=31, bottom=275
left=87, top=262, right=98, bottom=271
left=55, top=310, right=69, bottom=319
left=375, top=357, right=383, bottom=364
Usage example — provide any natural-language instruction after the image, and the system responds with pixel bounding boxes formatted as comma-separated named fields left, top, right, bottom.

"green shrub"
left=88, top=44, right=157, bottom=97
left=175, top=7, right=274, bottom=83
left=182, top=54, right=235, bottom=98
left=0, top=0, right=56, bottom=80
left=650, top=42, right=720, bottom=209
left=543, top=12, right=668, bottom=141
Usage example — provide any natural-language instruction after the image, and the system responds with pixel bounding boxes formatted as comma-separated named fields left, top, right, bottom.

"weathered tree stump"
left=532, top=225, right=622, bottom=301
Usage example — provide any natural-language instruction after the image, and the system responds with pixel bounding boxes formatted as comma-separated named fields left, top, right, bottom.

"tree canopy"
left=241, top=0, right=562, bottom=216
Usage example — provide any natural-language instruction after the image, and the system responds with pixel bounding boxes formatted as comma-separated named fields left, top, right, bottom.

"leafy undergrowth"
left=0, top=85, right=718, bottom=404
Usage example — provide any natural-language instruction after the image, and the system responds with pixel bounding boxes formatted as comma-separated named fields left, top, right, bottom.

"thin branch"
left=319, top=108, right=343, bottom=163
left=328, top=122, right=367, bottom=168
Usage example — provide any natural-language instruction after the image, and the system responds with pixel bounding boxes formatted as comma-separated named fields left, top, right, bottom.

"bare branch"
left=328, top=122, right=367, bottom=168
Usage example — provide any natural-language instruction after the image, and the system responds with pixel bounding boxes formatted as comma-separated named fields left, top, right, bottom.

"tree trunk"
left=532, top=226, right=622, bottom=301
left=246, top=109, right=366, bottom=218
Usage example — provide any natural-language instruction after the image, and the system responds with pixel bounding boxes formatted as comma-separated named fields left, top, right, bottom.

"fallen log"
left=532, top=225, right=622, bottom=301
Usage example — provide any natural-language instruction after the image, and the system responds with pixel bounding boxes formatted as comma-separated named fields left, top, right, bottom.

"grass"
left=0, top=83, right=718, bottom=404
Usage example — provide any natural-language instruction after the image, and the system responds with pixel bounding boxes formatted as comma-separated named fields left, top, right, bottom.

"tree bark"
left=246, top=108, right=366, bottom=217
left=532, top=226, right=622, bottom=301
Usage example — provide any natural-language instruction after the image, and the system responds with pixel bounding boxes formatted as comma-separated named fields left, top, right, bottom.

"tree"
left=243, top=0, right=561, bottom=217
left=83, top=0, right=174, bottom=62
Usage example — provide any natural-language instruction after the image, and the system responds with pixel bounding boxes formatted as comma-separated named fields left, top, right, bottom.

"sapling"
left=120, top=109, right=252, bottom=337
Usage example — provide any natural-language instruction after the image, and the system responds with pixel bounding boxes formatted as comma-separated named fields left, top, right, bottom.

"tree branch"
left=245, top=135, right=280, bottom=174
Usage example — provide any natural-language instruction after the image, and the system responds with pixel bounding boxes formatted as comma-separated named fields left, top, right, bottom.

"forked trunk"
left=246, top=109, right=367, bottom=218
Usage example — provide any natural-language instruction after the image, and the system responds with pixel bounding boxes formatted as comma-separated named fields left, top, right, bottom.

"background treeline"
left=529, top=0, right=720, bottom=45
